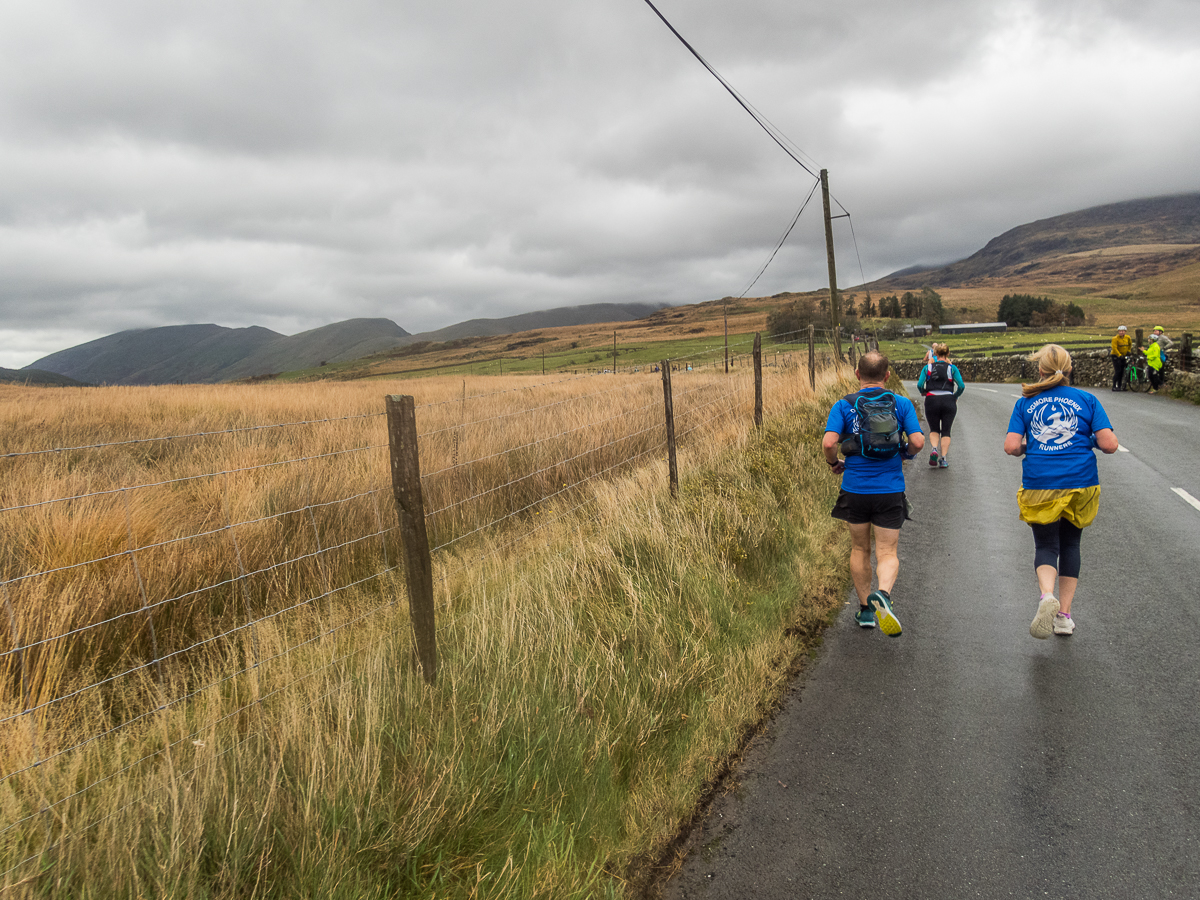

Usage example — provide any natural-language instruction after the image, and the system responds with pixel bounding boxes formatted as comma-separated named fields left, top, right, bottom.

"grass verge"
left=3, top=378, right=854, bottom=899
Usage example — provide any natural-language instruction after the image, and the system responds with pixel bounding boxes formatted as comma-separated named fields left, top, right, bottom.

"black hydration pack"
left=924, top=359, right=954, bottom=393
left=839, top=388, right=906, bottom=461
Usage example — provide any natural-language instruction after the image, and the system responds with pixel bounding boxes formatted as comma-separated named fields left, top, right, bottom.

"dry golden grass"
left=1, top=358, right=837, bottom=898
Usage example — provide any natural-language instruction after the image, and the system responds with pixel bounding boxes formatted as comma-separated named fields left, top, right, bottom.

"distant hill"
left=29, top=324, right=285, bottom=385
left=27, top=324, right=279, bottom=385
left=0, top=366, right=90, bottom=387
left=218, top=318, right=412, bottom=380
left=25, top=303, right=670, bottom=386
left=406, top=303, right=669, bottom=343
left=878, top=193, right=1200, bottom=288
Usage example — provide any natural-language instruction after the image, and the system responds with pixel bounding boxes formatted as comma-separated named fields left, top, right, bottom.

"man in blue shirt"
left=822, top=351, right=925, bottom=635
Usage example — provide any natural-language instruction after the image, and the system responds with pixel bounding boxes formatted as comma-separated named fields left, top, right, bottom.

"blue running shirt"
left=1007, top=387, right=1113, bottom=489
left=826, top=390, right=923, bottom=494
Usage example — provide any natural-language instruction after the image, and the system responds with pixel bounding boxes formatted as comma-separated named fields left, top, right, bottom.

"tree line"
left=767, top=287, right=949, bottom=338
left=996, top=294, right=1086, bottom=327
left=766, top=288, right=1090, bottom=340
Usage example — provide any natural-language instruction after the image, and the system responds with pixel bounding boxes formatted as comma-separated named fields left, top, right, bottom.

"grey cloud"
left=1, top=0, right=1200, bottom=366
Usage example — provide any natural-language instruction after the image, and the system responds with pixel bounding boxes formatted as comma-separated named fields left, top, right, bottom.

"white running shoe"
left=1053, top=612, right=1075, bottom=636
left=1030, top=595, right=1059, bottom=639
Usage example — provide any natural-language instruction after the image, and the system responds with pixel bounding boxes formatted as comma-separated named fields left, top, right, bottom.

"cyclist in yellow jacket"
left=1145, top=333, right=1167, bottom=393
left=1109, top=325, right=1131, bottom=391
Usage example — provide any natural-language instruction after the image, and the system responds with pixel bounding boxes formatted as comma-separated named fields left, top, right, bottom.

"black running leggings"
left=1030, top=520, right=1082, bottom=578
left=923, top=394, right=958, bottom=436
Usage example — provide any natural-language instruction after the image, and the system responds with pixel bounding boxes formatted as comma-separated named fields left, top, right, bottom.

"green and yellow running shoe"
left=868, top=590, right=902, bottom=637
left=855, top=605, right=876, bottom=628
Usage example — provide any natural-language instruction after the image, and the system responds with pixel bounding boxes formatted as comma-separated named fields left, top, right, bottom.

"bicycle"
left=1123, top=351, right=1152, bottom=392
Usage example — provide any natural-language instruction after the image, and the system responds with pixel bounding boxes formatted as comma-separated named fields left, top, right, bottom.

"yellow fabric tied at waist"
left=1016, top=486, right=1101, bottom=528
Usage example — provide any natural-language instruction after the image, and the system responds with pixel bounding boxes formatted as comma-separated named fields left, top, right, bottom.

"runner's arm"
left=1094, top=428, right=1118, bottom=454
left=822, top=431, right=841, bottom=466
left=821, top=431, right=845, bottom=472
left=952, top=366, right=965, bottom=398
left=899, top=401, right=925, bottom=453
left=1004, top=432, right=1025, bottom=456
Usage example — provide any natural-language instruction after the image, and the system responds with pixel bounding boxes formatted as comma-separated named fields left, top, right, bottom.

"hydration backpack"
left=841, top=389, right=906, bottom=460
left=924, top=359, right=953, bottom=393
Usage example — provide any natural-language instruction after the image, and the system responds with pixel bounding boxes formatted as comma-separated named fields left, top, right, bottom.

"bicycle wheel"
left=1127, top=365, right=1150, bottom=392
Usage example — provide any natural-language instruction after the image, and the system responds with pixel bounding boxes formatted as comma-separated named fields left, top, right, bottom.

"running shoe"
left=938, top=456, right=949, bottom=468
left=1053, top=612, right=1075, bottom=636
left=868, top=590, right=902, bottom=637
left=855, top=605, right=876, bottom=628
left=928, top=452, right=939, bottom=467
left=1030, top=595, right=1059, bottom=639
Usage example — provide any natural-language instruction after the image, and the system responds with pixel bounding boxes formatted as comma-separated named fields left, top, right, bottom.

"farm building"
left=938, top=322, right=1008, bottom=335
left=901, top=325, right=934, bottom=337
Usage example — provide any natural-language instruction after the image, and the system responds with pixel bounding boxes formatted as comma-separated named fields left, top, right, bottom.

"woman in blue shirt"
left=1004, top=345, right=1119, bottom=638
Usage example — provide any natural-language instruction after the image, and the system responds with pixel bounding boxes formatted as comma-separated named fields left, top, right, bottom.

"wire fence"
left=0, top=334, right=847, bottom=886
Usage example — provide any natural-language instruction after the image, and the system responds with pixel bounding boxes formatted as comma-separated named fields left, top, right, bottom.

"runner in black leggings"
left=916, top=343, right=964, bottom=469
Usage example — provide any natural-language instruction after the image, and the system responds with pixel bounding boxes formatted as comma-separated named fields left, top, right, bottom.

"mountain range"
left=877, top=192, right=1200, bottom=288
left=21, top=192, right=1200, bottom=386
left=25, top=303, right=666, bottom=386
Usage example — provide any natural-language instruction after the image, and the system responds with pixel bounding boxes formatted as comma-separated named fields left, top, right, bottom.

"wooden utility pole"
left=820, top=169, right=844, bottom=361
left=385, top=395, right=437, bottom=685
left=753, top=332, right=763, bottom=429
left=660, top=361, right=679, bottom=498
left=724, top=301, right=729, bottom=374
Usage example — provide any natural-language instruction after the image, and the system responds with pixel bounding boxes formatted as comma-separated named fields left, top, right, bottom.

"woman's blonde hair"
left=932, top=342, right=949, bottom=358
left=1021, top=344, right=1072, bottom=398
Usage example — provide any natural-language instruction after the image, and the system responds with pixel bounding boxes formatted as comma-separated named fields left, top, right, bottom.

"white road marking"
left=1172, top=488, right=1200, bottom=513
left=1010, top=394, right=1023, bottom=399
left=1117, top=445, right=1130, bottom=453
left=978, top=388, right=999, bottom=393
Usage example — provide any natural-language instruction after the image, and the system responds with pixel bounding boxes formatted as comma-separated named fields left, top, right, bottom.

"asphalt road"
left=663, top=383, right=1200, bottom=900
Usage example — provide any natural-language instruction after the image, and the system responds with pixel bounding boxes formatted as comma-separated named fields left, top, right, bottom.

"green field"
left=874, top=327, right=1123, bottom=361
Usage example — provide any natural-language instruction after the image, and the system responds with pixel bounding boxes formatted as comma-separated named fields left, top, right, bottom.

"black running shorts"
left=923, top=393, right=958, bottom=436
left=830, top=490, right=907, bottom=529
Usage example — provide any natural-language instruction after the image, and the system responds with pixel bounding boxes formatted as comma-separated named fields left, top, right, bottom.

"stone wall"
left=1166, top=369, right=1200, bottom=404
left=893, top=349, right=1197, bottom=396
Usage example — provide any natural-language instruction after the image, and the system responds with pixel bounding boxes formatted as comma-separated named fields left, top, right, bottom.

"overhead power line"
left=740, top=179, right=821, bottom=298
left=640, top=0, right=819, bottom=178
left=640, top=2, right=877, bottom=296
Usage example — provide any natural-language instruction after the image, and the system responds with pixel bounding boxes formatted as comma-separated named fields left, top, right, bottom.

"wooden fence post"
left=808, top=325, right=816, bottom=390
left=1181, top=333, right=1193, bottom=372
left=661, top=361, right=679, bottom=499
left=848, top=337, right=857, bottom=369
left=1135, top=327, right=1144, bottom=350
left=385, top=395, right=438, bottom=685
left=753, top=332, right=763, bottom=429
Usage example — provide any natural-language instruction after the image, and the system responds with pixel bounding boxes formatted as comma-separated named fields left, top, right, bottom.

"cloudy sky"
left=3, top=0, right=1199, bottom=367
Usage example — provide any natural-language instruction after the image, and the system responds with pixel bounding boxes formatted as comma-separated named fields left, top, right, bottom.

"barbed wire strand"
left=0, top=413, right=385, bottom=461
left=1, top=590, right=410, bottom=882
left=425, top=416, right=667, bottom=529
left=1, top=487, right=385, bottom=602
left=0, top=444, right=385, bottom=516
left=418, top=378, right=655, bottom=439
left=0, top=562, right=402, bottom=802
left=421, top=392, right=663, bottom=478
left=0, top=526, right=395, bottom=726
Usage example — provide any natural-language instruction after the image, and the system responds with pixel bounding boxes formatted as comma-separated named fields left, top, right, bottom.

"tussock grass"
left=1, top=365, right=853, bottom=898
